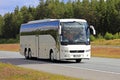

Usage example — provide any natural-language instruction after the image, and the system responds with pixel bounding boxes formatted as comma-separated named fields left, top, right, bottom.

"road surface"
left=0, top=51, right=120, bottom=80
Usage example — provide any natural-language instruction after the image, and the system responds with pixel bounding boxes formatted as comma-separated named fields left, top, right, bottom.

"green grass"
left=91, top=46, right=120, bottom=59
left=91, top=39, right=120, bottom=59
left=91, top=39, right=120, bottom=46
left=0, top=62, right=80, bottom=80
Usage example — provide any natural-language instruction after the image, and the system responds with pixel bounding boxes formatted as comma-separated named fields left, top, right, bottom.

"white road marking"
left=52, top=64, right=120, bottom=75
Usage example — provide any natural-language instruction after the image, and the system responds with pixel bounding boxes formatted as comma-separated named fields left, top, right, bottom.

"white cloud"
left=0, top=0, right=39, bottom=16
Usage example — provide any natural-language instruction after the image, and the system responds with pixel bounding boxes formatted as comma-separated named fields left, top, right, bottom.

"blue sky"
left=0, top=0, right=39, bottom=16
left=0, top=0, right=75, bottom=16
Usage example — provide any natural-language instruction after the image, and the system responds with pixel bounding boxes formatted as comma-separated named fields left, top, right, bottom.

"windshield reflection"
left=61, top=22, right=89, bottom=45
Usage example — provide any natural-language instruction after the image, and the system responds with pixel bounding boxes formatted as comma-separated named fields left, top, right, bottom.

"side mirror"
left=59, top=25, right=61, bottom=34
left=90, top=25, right=96, bottom=35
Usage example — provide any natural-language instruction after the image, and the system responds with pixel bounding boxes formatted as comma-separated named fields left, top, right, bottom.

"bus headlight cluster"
left=64, top=54, right=70, bottom=57
left=86, top=49, right=90, bottom=52
left=62, top=50, right=69, bottom=53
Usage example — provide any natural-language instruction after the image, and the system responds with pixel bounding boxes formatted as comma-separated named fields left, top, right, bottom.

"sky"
left=0, top=0, right=39, bottom=16
left=0, top=0, right=76, bottom=16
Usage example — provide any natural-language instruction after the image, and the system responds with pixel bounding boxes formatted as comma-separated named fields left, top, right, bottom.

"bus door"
left=35, top=35, right=39, bottom=58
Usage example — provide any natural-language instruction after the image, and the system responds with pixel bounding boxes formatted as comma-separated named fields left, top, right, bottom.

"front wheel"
left=76, top=59, right=82, bottom=63
left=24, top=50, right=29, bottom=59
left=28, top=50, right=32, bottom=59
left=50, top=51, right=54, bottom=62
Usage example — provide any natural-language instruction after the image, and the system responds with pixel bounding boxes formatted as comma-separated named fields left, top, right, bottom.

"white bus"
left=20, top=19, right=95, bottom=63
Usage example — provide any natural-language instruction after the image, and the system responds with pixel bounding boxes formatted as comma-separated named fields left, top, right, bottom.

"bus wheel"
left=76, top=59, right=82, bottom=63
left=24, top=49, right=29, bottom=59
left=28, top=49, right=32, bottom=59
left=50, top=51, right=54, bottom=62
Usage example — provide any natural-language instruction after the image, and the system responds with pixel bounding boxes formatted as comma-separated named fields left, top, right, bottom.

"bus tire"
left=28, top=49, right=32, bottom=59
left=24, top=48, right=29, bottom=59
left=50, top=50, right=54, bottom=62
left=76, top=59, right=82, bottom=63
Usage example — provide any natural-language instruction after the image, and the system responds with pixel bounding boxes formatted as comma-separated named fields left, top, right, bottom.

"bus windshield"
left=61, top=22, right=89, bottom=45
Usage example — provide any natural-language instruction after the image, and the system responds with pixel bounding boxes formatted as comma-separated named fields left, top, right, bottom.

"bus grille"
left=70, top=50, right=84, bottom=53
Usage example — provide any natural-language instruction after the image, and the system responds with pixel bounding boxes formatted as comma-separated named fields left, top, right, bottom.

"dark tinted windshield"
left=61, top=22, right=90, bottom=45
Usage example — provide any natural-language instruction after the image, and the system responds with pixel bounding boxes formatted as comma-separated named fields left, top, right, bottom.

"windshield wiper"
left=61, top=42, right=68, bottom=45
left=73, top=41, right=87, bottom=44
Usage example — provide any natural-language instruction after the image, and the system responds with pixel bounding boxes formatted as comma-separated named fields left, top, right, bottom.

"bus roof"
left=27, top=19, right=87, bottom=24
left=59, top=19, right=86, bottom=22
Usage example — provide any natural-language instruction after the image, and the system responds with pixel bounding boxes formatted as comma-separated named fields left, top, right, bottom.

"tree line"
left=0, top=0, right=120, bottom=39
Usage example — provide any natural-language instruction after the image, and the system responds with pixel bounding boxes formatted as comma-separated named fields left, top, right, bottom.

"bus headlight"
left=61, top=50, right=69, bottom=53
left=65, top=54, right=70, bottom=57
left=86, top=49, right=90, bottom=52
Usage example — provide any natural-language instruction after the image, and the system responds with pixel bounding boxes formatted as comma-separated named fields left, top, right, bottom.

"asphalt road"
left=0, top=51, right=120, bottom=80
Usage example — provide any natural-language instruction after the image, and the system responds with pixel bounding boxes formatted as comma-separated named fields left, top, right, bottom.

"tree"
left=35, top=0, right=46, bottom=19
left=0, top=15, right=4, bottom=37
left=28, top=6, right=36, bottom=20
left=96, top=0, right=107, bottom=35
left=64, top=0, right=74, bottom=18
left=12, top=7, right=23, bottom=37
left=20, top=6, right=33, bottom=23
left=73, top=0, right=82, bottom=18
left=2, top=13, right=13, bottom=38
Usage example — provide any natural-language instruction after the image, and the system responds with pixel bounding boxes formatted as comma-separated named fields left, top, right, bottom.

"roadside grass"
left=91, top=39, right=120, bottom=46
left=0, top=62, right=80, bottom=80
left=91, top=39, right=120, bottom=58
left=0, top=44, right=19, bottom=52
left=91, top=46, right=120, bottom=58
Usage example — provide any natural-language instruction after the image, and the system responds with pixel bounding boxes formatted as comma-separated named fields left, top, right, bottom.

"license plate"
left=73, top=55, right=81, bottom=57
